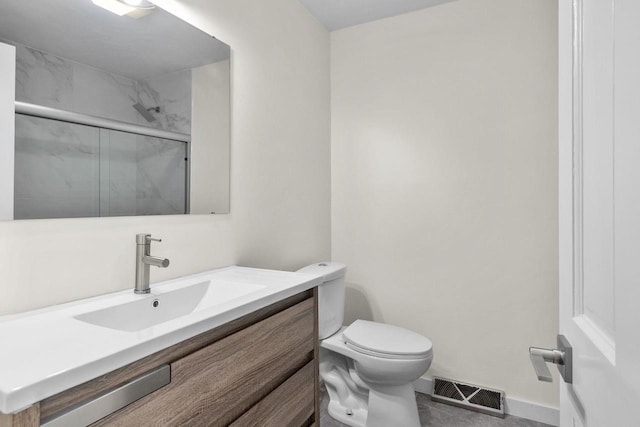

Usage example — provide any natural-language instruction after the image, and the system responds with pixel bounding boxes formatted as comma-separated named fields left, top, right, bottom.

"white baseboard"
left=413, top=377, right=559, bottom=427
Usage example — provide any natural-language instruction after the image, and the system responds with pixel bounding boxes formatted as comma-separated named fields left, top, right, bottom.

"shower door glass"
left=103, top=130, right=187, bottom=217
left=14, top=115, right=188, bottom=219
left=14, top=115, right=100, bottom=219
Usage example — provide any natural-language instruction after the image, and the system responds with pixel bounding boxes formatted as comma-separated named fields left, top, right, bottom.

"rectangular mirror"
left=0, top=0, right=230, bottom=220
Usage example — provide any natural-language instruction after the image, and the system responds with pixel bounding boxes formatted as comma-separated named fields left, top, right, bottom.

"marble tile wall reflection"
left=136, top=70, right=191, bottom=134
left=13, top=43, right=190, bottom=218
left=135, top=70, right=190, bottom=215
left=136, top=136, right=187, bottom=216
left=14, top=116, right=100, bottom=219
left=15, top=45, right=74, bottom=110
left=74, top=65, right=138, bottom=123
left=104, top=130, right=138, bottom=217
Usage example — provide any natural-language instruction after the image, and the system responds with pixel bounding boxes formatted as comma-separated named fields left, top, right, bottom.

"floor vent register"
left=431, top=376, right=505, bottom=418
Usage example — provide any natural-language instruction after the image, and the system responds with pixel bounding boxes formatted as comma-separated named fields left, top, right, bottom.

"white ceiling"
left=0, top=0, right=230, bottom=80
left=0, top=0, right=455, bottom=79
left=299, top=0, right=456, bottom=31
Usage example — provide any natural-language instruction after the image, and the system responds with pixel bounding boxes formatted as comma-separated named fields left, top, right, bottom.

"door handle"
left=529, top=335, right=572, bottom=384
left=529, top=348, right=564, bottom=382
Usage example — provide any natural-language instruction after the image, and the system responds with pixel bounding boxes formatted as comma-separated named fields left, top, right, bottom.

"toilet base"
left=321, top=347, right=369, bottom=427
left=366, top=383, right=421, bottom=427
left=327, top=398, right=368, bottom=427
left=324, top=381, right=421, bottom=427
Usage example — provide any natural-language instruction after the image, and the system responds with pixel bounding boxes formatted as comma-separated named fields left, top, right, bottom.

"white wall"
left=331, top=0, right=558, bottom=407
left=0, top=0, right=330, bottom=315
left=0, top=43, right=15, bottom=221
left=191, top=59, right=230, bottom=214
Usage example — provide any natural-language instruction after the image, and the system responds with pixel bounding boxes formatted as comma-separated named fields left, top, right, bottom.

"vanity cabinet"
left=1, top=289, right=319, bottom=427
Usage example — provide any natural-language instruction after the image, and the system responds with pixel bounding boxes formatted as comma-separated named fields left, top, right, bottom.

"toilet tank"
left=297, top=262, right=347, bottom=339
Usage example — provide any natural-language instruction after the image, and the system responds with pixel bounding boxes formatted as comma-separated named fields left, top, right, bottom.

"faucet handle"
left=136, top=234, right=162, bottom=244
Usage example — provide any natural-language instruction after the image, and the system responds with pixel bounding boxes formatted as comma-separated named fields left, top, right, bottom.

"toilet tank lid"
left=297, top=262, right=347, bottom=282
left=342, top=320, right=432, bottom=358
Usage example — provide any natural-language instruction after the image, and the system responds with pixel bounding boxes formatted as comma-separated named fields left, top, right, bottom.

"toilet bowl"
left=297, top=262, right=433, bottom=427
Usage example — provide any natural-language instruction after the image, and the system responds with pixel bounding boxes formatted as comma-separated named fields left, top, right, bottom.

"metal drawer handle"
left=41, top=365, right=170, bottom=427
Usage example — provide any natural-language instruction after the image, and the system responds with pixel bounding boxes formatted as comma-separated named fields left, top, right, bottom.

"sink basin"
left=75, top=280, right=266, bottom=332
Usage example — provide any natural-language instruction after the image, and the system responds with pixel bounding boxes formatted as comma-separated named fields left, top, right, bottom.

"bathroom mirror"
left=0, top=0, right=230, bottom=220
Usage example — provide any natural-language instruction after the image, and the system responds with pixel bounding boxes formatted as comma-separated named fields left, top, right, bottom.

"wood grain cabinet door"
left=92, top=298, right=315, bottom=427
left=230, top=361, right=315, bottom=427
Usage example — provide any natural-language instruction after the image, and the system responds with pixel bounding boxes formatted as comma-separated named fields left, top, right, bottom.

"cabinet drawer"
left=230, top=361, right=314, bottom=427
left=93, top=297, right=315, bottom=426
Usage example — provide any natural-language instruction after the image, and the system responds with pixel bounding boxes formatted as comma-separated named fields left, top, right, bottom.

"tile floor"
left=319, top=386, right=553, bottom=427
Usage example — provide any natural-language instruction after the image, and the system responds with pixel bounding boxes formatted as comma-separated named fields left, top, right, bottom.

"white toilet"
left=298, top=262, right=433, bottom=427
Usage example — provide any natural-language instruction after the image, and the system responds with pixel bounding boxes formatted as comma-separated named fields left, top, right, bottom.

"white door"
left=558, top=0, right=640, bottom=425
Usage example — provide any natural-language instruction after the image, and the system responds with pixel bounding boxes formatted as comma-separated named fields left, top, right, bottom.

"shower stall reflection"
left=14, top=114, right=187, bottom=219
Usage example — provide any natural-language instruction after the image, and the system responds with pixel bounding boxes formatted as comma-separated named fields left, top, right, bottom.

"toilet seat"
left=342, top=320, right=433, bottom=360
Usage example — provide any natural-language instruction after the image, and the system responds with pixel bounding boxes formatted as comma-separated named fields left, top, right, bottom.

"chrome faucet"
left=135, top=234, right=170, bottom=294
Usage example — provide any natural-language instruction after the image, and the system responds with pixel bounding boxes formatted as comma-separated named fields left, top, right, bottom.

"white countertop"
left=0, top=266, right=321, bottom=414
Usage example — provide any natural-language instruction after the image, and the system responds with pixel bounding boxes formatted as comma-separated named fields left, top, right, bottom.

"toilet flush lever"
left=529, top=335, right=572, bottom=384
